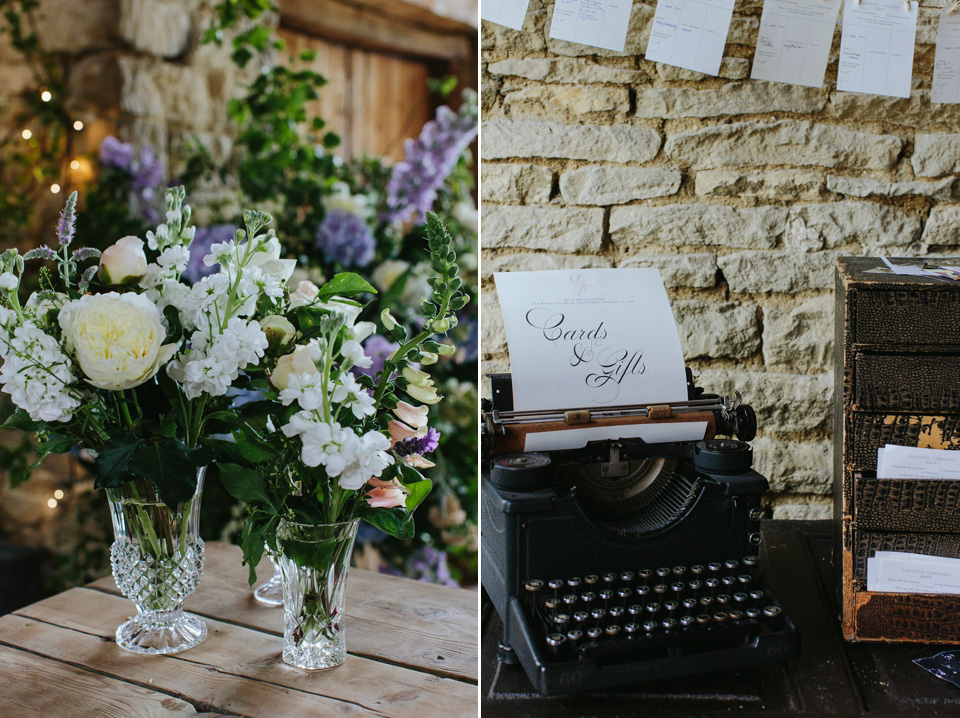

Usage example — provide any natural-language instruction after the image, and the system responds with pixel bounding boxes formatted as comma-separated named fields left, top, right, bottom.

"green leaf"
left=404, top=479, right=432, bottom=513
left=131, top=436, right=199, bottom=507
left=94, top=437, right=143, bottom=489
left=278, top=536, right=337, bottom=572
left=36, top=432, right=77, bottom=455
left=316, top=272, right=375, bottom=300
left=3, top=409, right=40, bottom=432
left=239, top=518, right=269, bottom=585
left=219, top=463, right=272, bottom=506
left=162, top=304, right=183, bottom=345
left=360, top=506, right=414, bottom=540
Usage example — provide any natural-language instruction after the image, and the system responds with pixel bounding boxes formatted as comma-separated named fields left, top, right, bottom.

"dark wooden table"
left=482, top=520, right=960, bottom=716
left=0, top=541, right=478, bottom=717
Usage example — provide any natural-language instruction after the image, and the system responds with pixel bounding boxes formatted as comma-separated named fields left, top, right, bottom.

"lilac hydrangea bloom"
left=183, top=224, right=238, bottom=284
left=385, top=98, right=478, bottom=224
left=99, top=136, right=134, bottom=171
left=408, top=545, right=458, bottom=587
left=315, top=209, right=376, bottom=268
left=352, top=335, right=399, bottom=381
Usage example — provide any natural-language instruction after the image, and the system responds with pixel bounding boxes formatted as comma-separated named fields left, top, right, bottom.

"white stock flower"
left=158, top=245, right=190, bottom=274
left=59, top=292, right=176, bottom=391
left=337, top=430, right=393, bottom=490
left=331, top=372, right=375, bottom=419
left=0, top=322, right=80, bottom=422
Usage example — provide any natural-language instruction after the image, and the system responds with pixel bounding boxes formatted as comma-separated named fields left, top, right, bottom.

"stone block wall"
left=480, top=0, right=960, bottom=519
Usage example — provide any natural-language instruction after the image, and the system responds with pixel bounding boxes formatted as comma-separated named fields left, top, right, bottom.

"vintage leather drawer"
left=855, top=476, right=960, bottom=532
left=854, top=289, right=960, bottom=345
left=848, top=414, right=960, bottom=471
left=853, top=528, right=960, bottom=586
left=851, top=592, right=960, bottom=643
left=854, top=353, right=960, bottom=412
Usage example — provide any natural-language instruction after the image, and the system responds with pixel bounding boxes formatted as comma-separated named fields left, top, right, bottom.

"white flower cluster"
left=0, top=321, right=81, bottom=422
left=165, top=228, right=293, bottom=400
left=276, top=313, right=392, bottom=490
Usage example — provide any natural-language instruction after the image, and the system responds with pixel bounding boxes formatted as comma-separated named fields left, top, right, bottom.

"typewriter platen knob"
left=490, top=452, right=553, bottom=491
left=694, top=440, right=753, bottom=474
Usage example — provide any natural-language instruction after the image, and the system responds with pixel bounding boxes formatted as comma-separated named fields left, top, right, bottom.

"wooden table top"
left=0, top=541, right=478, bottom=717
left=482, top=520, right=960, bottom=717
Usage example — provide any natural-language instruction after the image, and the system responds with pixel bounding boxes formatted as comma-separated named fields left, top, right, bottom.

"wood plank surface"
left=87, top=541, right=478, bottom=682
left=5, top=592, right=475, bottom=717
left=0, top=644, right=204, bottom=717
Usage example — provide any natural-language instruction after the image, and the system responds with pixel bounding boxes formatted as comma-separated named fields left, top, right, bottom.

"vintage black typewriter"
left=481, top=370, right=800, bottom=696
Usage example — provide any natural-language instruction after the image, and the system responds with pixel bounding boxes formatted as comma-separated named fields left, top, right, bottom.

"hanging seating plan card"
left=481, top=0, right=532, bottom=30
left=751, top=0, right=842, bottom=88
left=645, top=0, right=737, bottom=75
left=933, top=6, right=960, bottom=104
left=837, top=0, right=918, bottom=99
left=548, top=0, right=634, bottom=52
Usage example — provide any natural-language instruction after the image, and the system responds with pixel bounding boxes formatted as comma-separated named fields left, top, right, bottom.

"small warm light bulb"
left=47, top=498, right=58, bottom=509
left=69, top=160, right=80, bottom=170
left=40, top=90, right=52, bottom=102
left=50, top=183, right=61, bottom=194
left=21, top=129, right=32, bottom=140
left=73, top=120, right=84, bottom=131
left=54, top=489, right=64, bottom=500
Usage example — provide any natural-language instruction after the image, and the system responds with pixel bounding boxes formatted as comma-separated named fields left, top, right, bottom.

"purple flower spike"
left=99, top=136, right=134, bottom=170
left=57, top=191, right=77, bottom=246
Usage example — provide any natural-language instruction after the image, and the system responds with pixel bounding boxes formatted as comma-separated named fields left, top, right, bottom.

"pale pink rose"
left=364, top=478, right=408, bottom=509
left=270, top=344, right=318, bottom=390
left=289, top=280, right=320, bottom=308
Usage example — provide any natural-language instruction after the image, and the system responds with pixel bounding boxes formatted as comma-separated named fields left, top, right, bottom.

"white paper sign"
left=494, top=269, right=689, bottom=412
left=481, top=0, right=532, bottom=30
left=549, top=0, right=634, bottom=52
left=933, top=7, right=960, bottom=104
left=837, top=0, right=917, bottom=99
left=868, top=552, right=960, bottom=594
left=645, top=0, right=737, bottom=76
left=751, top=0, right=842, bottom=88
left=876, top=444, right=960, bottom=479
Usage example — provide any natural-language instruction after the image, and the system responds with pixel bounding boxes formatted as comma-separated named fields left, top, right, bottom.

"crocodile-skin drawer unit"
left=835, top=257, right=960, bottom=643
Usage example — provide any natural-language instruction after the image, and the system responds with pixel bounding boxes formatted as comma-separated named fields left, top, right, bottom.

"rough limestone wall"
left=480, top=0, right=960, bottom=519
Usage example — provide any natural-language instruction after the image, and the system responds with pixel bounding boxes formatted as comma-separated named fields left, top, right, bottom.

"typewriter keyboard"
left=522, top=557, right=788, bottom=662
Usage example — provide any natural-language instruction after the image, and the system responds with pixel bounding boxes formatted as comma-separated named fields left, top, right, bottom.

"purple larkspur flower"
left=132, top=146, right=163, bottom=195
left=352, top=334, right=399, bottom=381
left=315, top=209, right=375, bottom=268
left=394, top=428, right=440, bottom=458
left=385, top=100, right=478, bottom=224
left=99, top=136, right=134, bottom=171
left=183, top=224, right=237, bottom=284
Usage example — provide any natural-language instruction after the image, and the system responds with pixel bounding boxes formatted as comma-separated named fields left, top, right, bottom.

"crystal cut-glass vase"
left=253, top=548, right=283, bottom=606
left=107, top=468, right=207, bottom=654
left=277, top=518, right=360, bottom=670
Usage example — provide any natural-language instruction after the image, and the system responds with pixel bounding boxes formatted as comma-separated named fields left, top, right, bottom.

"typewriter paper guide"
left=495, top=268, right=695, bottom=448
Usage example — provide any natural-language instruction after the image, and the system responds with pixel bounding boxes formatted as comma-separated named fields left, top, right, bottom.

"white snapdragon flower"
left=350, top=321, right=376, bottom=343
left=0, top=322, right=80, bottom=422
left=340, top=339, right=372, bottom=369
left=251, top=235, right=296, bottom=282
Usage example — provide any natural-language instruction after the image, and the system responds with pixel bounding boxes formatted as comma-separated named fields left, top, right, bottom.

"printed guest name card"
left=645, top=0, right=737, bottom=76
left=876, top=444, right=960, bottom=480
left=481, top=0, right=532, bottom=30
left=751, top=0, right=842, bottom=88
left=494, top=269, right=689, bottom=413
left=549, top=0, right=634, bottom=52
left=837, top=0, right=917, bottom=99
left=868, top=551, right=960, bottom=594
left=933, top=7, right=960, bottom=104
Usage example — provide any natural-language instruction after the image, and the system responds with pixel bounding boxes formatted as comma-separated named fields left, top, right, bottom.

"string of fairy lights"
left=18, top=87, right=88, bottom=197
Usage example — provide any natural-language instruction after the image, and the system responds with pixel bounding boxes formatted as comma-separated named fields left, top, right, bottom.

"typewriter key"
left=664, top=600, right=679, bottom=615
left=725, top=559, right=739, bottom=571
left=716, top=594, right=731, bottom=605
left=656, top=567, right=671, bottom=579
left=545, top=598, right=560, bottom=610
left=637, top=569, right=653, bottom=582
left=609, top=606, right=625, bottom=619
left=624, top=622, right=640, bottom=634
left=524, top=579, right=544, bottom=592
left=620, top=571, right=635, bottom=583
left=635, top=585, right=650, bottom=598
left=738, top=574, right=752, bottom=586
left=713, top=612, right=728, bottom=623
left=662, top=618, right=677, bottom=631
left=749, top=589, right=765, bottom=605
left=574, top=610, right=589, bottom=625
left=563, top=594, right=578, bottom=607
left=653, top=583, right=668, bottom=595
left=733, top=592, right=748, bottom=606
left=691, top=565, right=705, bottom=576
left=688, top=579, right=703, bottom=595
left=646, top=603, right=661, bottom=614
left=567, top=629, right=583, bottom=646
left=696, top=614, right=711, bottom=625
left=763, top=606, right=782, bottom=618
left=555, top=612, right=570, bottom=625
left=605, top=624, right=621, bottom=637
left=671, top=582, right=685, bottom=595
left=547, top=633, right=566, bottom=652
left=587, top=627, right=604, bottom=640
left=722, top=575, right=736, bottom=587
left=729, top=610, right=744, bottom=621
left=548, top=579, right=564, bottom=593
left=680, top=615, right=696, bottom=628
left=599, top=589, right=614, bottom=603
left=643, top=621, right=658, bottom=634
left=584, top=575, right=599, bottom=585
left=699, top=596, right=714, bottom=608
left=682, top=597, right=698, bottom=611
left=602, top=572, right=617, bottom=585
left=581, top=591, right=596, bottom=605
left=591, top=608, right=606, bottom=622
left=707, top=562, right=722, bottom=576
left=617, top=588, right=632, bottom=601
left=745, top=608, right=762, bottom=619
left=749, top=532, right=762, bottom=546
left=673, top=566, right=687, bottom=577
left=743, top=555, right=760, bottom=568
left=628, top=604, right=643, bottom=616
left=567, top=577, right=582, bottom=588
left=748, top=508, right=763, bottom=521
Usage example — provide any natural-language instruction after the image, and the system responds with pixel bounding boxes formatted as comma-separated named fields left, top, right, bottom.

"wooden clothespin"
left=950, top=0, right=960, bottom=14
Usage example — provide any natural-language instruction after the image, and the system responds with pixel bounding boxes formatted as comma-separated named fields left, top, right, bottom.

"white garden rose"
left=259, top=314, right=296, bottom=349
left=271, top=344, right=319, bottom=391
left=289, top=280, right=320, bottom=308
left=59, top=292, right=177, bottom=390
left=99, top=236, right=148, bottom=285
